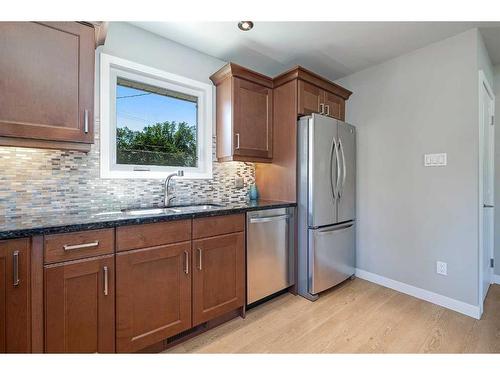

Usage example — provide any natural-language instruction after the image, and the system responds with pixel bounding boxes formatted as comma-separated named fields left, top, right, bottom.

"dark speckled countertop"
left=0, top=200, right=296, bottom=240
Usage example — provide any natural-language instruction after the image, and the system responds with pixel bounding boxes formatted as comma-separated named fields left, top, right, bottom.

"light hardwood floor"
left=165, top=278, right=500, bottom=353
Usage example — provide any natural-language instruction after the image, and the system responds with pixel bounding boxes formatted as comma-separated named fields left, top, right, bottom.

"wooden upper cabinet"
left=298, top=80, right=322, bottom=115
left=0, top=22, right=95, bottom=152
left=233, top=78, right=273, bottom=159
left=192, top=230, right=245, bottom=326
left=44, top=254, right=115, bottom=353
left=116, top=242, right=192, bottom=353
left=323, top=90, right=345, bottom=120
left=0, top=238, right=31, bottom=353
left=210, top=63, right=273, bottom=163
left=298, top=85, right=347, bottom=120
left=275, top=66, right=352, bottom=121
left=297, top=82, right=344, bottom=119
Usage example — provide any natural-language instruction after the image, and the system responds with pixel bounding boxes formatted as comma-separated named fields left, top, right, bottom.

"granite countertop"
left=0, top=199, right=296, bottom=240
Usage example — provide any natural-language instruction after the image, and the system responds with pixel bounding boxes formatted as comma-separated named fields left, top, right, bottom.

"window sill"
left=100, top=169, right=213, bottom=180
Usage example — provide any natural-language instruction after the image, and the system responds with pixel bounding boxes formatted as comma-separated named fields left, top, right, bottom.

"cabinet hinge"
left=490, top=258, right=495, bottom=268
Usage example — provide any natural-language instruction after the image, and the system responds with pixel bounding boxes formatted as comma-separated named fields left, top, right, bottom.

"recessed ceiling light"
left=238, top=21, right=254, bottom=31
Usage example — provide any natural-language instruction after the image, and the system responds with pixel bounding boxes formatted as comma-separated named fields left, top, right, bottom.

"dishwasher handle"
left=249, top=214, right=289, bottom=224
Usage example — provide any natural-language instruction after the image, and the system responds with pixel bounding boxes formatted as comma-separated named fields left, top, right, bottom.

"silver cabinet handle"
left=235, top=133, right=240, bottom=150
left=63, top=241, right=99, bottom=251
left=319, top=103, right=324, bottom=114
left=103, top=266, right=108, bottom=296
left=197, top=248, right=202, bottom=270
left=249, top=215, right=289, bottom=224
left=325, top=104, right=330, bottom=116
left=338, top=138, right=346, bottom=198
left=84, top=109, right=89, bottom=134
left=13, top=251, right=20, bottom=287
left=184, top=250, right=189, bottom=274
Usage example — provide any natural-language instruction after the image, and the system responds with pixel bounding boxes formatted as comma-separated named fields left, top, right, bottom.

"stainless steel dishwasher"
left=246, top=207, right=294, bottom=304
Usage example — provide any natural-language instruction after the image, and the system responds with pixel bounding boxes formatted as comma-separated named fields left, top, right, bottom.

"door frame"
left=478, top=70, right=495, bottom=315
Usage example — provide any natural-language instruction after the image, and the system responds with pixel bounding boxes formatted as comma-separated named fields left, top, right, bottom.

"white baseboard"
left=355, top=268, right=481, bottom=319
left=492, top=274, right=500, bottom=285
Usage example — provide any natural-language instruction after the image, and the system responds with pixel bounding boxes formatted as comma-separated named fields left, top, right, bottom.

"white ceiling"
left=131, top=22, right=500, bottom=81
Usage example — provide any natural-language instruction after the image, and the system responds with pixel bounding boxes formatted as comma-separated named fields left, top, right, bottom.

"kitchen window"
left=100, top=53, right=213, bottom=179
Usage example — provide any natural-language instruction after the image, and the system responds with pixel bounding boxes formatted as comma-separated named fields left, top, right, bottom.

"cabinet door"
left=233, top=77, right=273, bottom=159
left=0, top=239, right=30, bottom=353
left=0, top=22, right=94, bottom=144
left=298, top=80, right=322, bottom=115
left=45, top=255, right=115, bottom=353
left=192, top=232, right=245, bottom=326
left=116, top=242, right=192, bottom=353
left=323, top=90, right=345, bottom=120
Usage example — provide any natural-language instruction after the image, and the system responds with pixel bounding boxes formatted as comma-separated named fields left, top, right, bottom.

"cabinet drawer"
left=44, top=229, right=114, bottom=264
left=193, top=214, right=245, bottom=239
left=116, top=220, right=191, bottom=252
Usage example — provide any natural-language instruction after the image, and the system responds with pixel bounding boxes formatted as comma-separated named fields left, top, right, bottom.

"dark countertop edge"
left=0, top=201, right=297, bottom=240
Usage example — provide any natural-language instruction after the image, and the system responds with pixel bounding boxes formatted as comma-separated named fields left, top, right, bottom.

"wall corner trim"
left=355, top=268, right=481, bottom=320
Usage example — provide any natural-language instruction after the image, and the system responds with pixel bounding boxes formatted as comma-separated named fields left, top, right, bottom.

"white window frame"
left=100, top=53, right=213, bottom=179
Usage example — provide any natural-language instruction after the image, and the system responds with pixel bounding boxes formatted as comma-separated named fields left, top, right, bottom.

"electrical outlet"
left=436, top=261, right=447, bottom=276
left=234, top=176, right=244, bottom=189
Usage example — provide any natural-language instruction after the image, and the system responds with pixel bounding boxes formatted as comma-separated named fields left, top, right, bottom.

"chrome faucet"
left=164, top=170, right=184, bottom=207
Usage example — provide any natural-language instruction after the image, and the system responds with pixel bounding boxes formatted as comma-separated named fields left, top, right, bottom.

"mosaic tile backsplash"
left=0, top=120, right=255, bottom=225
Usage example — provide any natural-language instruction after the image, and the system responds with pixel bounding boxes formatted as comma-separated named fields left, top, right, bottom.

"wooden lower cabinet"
left=36, top=215, right=246, bottom=353
left=0, top=238, right=31, bottom=353
left=192, top=232, right=245, bottom=326
left=116, top=242, right=192, bottom=353
left=44, top=254, right=115, bottom=353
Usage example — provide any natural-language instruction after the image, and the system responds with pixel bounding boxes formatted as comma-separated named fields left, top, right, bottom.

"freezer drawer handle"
left=249, top=215, right=289, bottom=224
left=316, top=223, right=354, bottom=234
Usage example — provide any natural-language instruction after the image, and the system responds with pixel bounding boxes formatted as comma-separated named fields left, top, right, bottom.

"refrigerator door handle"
left=334, top=137, right=341, bottom=199
left=329, top=136, right=338, bottom=200
left=338, top=137, right=347, bottom=198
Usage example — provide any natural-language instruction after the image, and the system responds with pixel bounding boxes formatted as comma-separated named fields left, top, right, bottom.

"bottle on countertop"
left=248, top=184, right=259, bottom=201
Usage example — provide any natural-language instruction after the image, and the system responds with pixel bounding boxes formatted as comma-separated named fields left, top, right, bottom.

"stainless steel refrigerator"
left=297, top=113, right=356, bottom=301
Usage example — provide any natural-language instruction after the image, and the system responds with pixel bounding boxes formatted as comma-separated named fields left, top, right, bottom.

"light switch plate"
left=436, top=261, right=447, bottom=276
left=424, top=153, right=447, bottom=167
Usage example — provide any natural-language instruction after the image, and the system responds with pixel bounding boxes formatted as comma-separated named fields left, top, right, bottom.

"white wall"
left=477, top=31, right=494, bottom=86
left=494, top=64, right=500, bottom=276
left=337, top=29, right=483, bottom=307
left=95, top=22, right=226, bottom=117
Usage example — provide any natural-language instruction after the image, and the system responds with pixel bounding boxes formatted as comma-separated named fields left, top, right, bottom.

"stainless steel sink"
left=120, top=203, right=223, bottom=216
left=168, top=204, right=223, bottom=211
left=121, top=207, right=181, bottom=215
